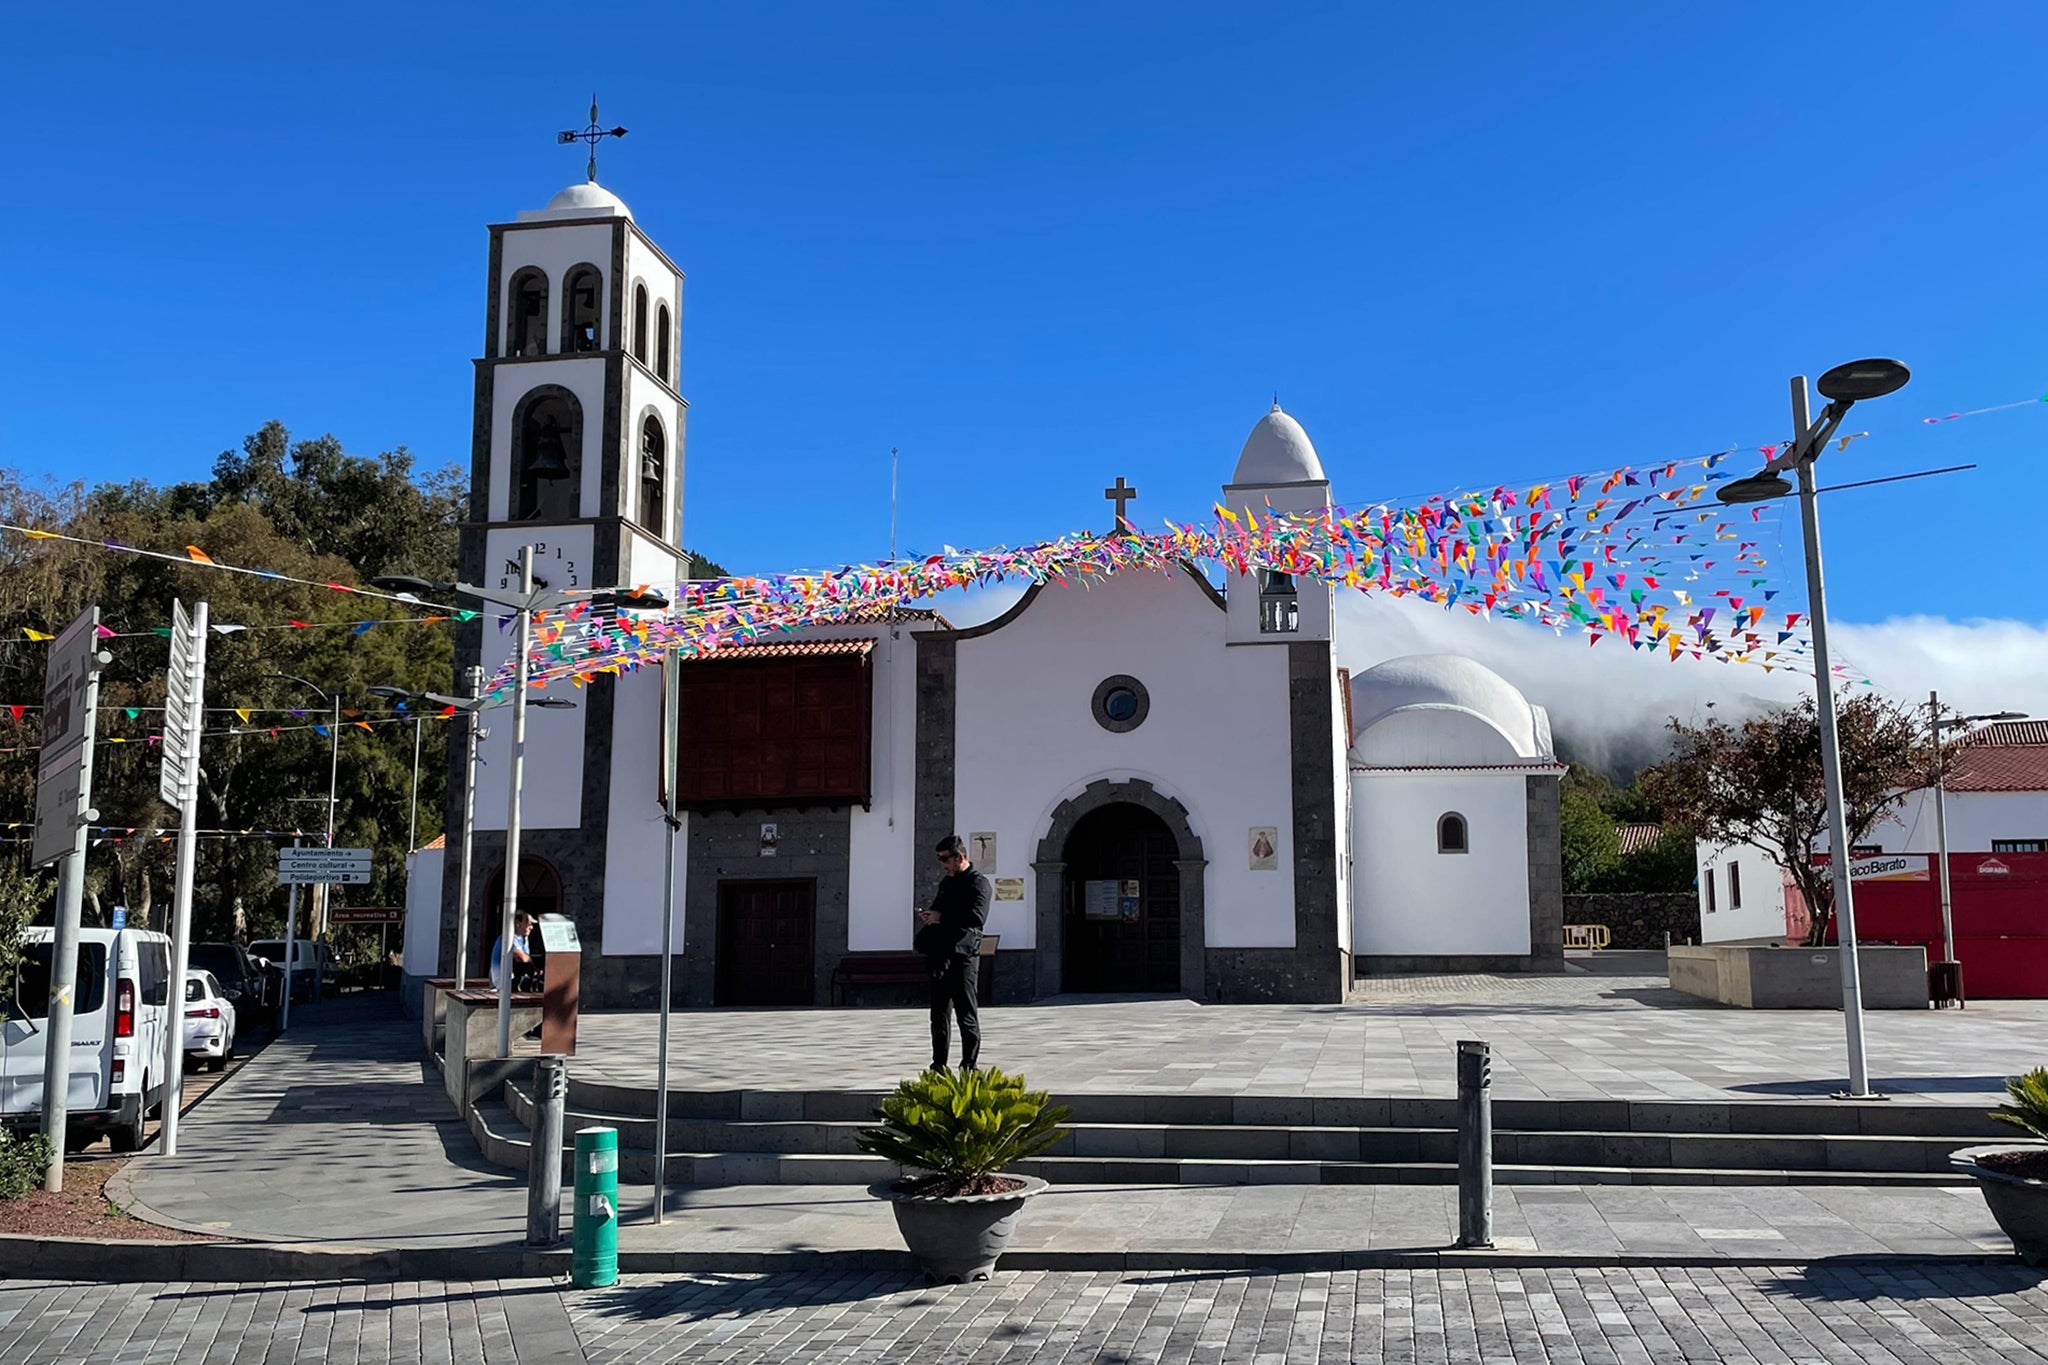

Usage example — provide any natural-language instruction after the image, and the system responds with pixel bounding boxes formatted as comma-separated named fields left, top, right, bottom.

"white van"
left=0, top=927, right=173, bottom=1152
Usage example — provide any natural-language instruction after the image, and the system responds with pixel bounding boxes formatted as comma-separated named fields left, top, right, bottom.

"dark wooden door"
left=1062, top=804, right=1181, bottom=993
left=716, top=880, right=816, bottom=1006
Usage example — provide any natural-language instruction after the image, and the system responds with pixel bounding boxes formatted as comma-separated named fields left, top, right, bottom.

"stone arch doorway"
left=478, top=855, right=563, bottom=979
left=1035, top=779, right=1207, bottom=998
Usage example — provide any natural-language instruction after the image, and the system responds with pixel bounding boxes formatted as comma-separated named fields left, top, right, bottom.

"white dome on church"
left=1231, top=402, right=1326, bottom=486
left=1347, top=654, right=1555, bottom=767
left=517, top=180, right=635, bottom=222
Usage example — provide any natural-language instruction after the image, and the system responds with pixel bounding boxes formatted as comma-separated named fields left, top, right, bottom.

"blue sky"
left=1, top=5, right=2042, bottom=697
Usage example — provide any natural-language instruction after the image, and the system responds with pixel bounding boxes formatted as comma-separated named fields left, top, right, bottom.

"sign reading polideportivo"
left=1813, top=852, right=1931, bottom=882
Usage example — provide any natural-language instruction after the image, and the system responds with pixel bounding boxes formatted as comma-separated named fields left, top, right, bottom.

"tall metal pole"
left=395, top=712, right=420, bottom=981
left=1792, top=375, right=1872, bottom=1099
left=280, top=841, right=299, bottom=1032
left=1929, top=690, right=1957, bottom=968
left=497, top=545, right=535, bottom=1060
left=39, top=608, right=104, bottom=1193
left=160, top=601, right=208, bottom=1158
left=454, top=665, right=484, bottom=991
left=652, top=653, right=681, bottom=1223
left=320, top=692, right=339, bottom=959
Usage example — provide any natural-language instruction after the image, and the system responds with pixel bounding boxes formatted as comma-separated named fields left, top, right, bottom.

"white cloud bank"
left=940, top=581, right=2048, bottom=774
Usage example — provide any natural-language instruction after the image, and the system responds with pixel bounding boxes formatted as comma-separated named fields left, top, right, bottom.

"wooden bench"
left=831, top=935, right=999, bottom=1006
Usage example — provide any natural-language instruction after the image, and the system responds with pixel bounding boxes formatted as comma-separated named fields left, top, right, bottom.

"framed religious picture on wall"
left=969, top=831, right=998, bottom=871
left=1248, top=827, right=1279, bottom=871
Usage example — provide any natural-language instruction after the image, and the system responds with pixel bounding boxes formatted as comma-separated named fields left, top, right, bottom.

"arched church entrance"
left=1060, top=803, right=1183, bottom=993
left=480, top=856, right=563, bottom=980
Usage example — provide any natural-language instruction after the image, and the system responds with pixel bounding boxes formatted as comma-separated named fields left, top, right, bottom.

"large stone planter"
left=869, top=1175, right=1047, bottom=1283
left=1950, top=1144, right=2048, bottom=1265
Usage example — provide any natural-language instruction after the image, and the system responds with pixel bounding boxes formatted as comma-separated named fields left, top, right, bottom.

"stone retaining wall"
left=1564, top=892, right=1701, bottom=949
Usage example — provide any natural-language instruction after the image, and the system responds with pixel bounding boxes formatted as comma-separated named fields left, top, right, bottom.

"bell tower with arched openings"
left=444, top=168, right=690, bottom=1003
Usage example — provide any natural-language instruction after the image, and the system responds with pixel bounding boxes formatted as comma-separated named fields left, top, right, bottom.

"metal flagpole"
left=496, top=545, right=535, bottom=1060
left=652, top=652, right=681, bottom=1222
left=1929, top=691, right=1958, bottom=970
left=160, top=600, right=209, bottom=1157
left=281, top=844, right=299, bottom=1032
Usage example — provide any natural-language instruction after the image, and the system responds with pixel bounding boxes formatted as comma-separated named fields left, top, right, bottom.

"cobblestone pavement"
left=5, top=1264, right=2046, bottom=1363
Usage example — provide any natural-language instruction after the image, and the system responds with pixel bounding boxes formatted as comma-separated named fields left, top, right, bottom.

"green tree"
left=1560, top=778, right=1622, bottom=894
left=1643, top=692, right=1932, bottom=946
left=1, top=423, right=465, bottom=951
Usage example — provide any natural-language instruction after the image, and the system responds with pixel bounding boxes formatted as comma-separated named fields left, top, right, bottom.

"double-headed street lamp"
left=1718, top=359, right=1911, bottom=1100
left=374, top=553, right=666, bottom=1058
left=1923, top=695, right=2027, bottom=1006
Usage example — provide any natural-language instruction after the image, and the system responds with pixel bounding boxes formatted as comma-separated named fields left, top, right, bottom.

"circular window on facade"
left=1091, top=674, right=1150, bottom=733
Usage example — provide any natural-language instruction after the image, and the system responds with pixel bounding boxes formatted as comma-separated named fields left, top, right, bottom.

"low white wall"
left=1695, top=840, right=1789, bottom=944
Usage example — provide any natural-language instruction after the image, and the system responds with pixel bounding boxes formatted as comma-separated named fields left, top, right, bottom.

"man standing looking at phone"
left=916, top=834, right=990, bottom=1072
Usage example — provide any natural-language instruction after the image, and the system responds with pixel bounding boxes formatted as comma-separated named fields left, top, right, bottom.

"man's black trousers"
left=929, top=955, right=980, bottom=1070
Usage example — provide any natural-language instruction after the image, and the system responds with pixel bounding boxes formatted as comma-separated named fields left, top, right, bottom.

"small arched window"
left=655, top=302, right=672, bottom=382
left=1437, top=812, right=1468, bottom=855
left=632, top=283, right=648, bottom=363
left=506, top=268, right=548, bottom=358
left=639, top=414, right=666, bottom=538
left=561, top=264, right=603, bottom=353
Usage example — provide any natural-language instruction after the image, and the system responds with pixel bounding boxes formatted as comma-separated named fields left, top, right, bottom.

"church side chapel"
left=438, top=170, right=1566, bottom=1010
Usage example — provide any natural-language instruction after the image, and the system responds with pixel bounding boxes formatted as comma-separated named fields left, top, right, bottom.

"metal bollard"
left=527, top=1055, right=568, bottom=1247
left=573, top=1126, right=620, bottom=1288
left=1455, top=1039, right=1493, bottom=1249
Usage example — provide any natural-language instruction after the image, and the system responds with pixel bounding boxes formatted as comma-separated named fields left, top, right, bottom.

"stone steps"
left=476, top=1078, right=1992, bottom=1188
left=471, top=1097, right=1960, bottom=1189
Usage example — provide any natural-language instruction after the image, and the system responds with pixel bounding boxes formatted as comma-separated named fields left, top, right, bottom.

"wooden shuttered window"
left=673, top=650, right=873, bottom=807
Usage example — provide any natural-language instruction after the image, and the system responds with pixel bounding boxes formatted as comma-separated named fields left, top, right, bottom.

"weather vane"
left=559, top=96, right=627, bottom=183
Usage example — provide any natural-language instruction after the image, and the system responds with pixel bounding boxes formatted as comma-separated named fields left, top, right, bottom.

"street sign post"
left=34, top=606, right=105, bottom=1192
left=159, top=600, right=209, bottom=1158
left=277, top=847, right=373, bottom=884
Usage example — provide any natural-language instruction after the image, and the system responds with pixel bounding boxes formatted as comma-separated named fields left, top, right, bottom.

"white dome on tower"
left=517, top=180, right=635, bottom=222
left=1347, top=654, right=1556, bottom=767
left=1232, top=401, right=1326, bottom=486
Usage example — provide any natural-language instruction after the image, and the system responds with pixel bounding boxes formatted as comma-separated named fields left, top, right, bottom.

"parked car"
left=249, top=938, right=339, bottom=1004
left=0, top=926, right=174, bottom=1153
left=182, top=970, right=237, bottom=1071
left=187, top=942, right=275, bottom=1029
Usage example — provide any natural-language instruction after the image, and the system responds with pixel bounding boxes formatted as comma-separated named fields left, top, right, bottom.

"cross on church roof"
left=558, top=96, right=628, bottom=183
left=1104, top=476, right=1138, bottom=534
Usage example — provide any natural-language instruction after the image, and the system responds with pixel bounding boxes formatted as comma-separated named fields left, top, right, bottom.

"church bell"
left=528, top=427, right=573, bottom=480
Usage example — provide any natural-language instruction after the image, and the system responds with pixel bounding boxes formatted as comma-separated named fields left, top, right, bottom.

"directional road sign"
left=277, top=846, right=374, bottom=885
left=32, top=608, right=101, bottom=867
left=159, top=600, right=206, bottom=811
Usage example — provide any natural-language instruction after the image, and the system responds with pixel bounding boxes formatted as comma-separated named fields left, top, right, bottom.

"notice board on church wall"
left=673, top=648, right=874, bottom=808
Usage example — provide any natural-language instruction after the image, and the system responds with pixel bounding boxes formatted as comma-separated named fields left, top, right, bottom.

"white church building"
left=416, top=175, right=1566, bottom=1009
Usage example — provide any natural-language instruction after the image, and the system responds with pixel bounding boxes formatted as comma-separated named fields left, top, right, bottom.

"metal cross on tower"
left=558, top=96, right=628, bottom=183
left=1104, top=476, right=1139, bottom=533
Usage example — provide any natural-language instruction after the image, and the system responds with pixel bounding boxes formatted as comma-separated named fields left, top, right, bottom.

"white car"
left=182, top=970, right=237, bottom=1071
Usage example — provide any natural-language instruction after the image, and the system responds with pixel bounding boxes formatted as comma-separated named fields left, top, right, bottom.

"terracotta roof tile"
left=1616, top=823, right=1663, bottom=855
left=681, top=639, right=876, bottom=663
left=1966, top=720, right=2048, bottom=748
left=1947, top=743, right=2048, bottom=793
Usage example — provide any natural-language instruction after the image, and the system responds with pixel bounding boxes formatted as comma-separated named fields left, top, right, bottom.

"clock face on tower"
left=497, top=539, right=581, bottom=592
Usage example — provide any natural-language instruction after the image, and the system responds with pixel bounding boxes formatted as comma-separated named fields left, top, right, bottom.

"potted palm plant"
left=858, top=1066, right=1071, bottom=1283
left=1951, top=1067, right=2048, bottom=1265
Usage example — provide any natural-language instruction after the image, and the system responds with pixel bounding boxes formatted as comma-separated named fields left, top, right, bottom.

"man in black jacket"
left=916, top=834, right=990, bottom=1071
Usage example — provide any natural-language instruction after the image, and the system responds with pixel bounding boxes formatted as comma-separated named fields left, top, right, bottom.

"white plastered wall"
left=402, top=846, right=445, bottom=977
left=1695, top=839, right=1790, bottom=943
left=473, top=526, right=591, bottom=831
left=600, top=660, right=686, bottom=955
left=951, top=569, right=1298, bottom=951
left=847, top=627, right=921, bottom=950
left=1352, top=770, right=1530, bottom=954
left=486, top=359, right=608, bottom=522
left=496, top=223, right=615, bottom=359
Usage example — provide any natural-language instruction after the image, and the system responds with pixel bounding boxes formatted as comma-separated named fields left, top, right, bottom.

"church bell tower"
left=442, top=139, right=690, bottom=997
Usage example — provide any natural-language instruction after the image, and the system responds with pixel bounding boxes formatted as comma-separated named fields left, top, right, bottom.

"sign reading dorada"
left=277, top=846, right=374, bottom=885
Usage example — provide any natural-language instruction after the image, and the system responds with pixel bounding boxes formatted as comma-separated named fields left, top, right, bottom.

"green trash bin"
left=572, top=1125, right=619, bottom=1288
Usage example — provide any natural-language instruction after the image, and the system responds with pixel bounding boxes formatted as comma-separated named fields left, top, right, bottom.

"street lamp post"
left=369, top=568, right=664, bottom=1059
left=1924, top=692, right=2026, bottom=1007
left=1718, top=359, right=1911, bottom=1100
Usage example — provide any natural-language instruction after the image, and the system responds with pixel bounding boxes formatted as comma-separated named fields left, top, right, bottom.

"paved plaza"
left=5, top=1263, right=2048, bottom=1363
left=571, top=962, right=2048, bottom=1102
